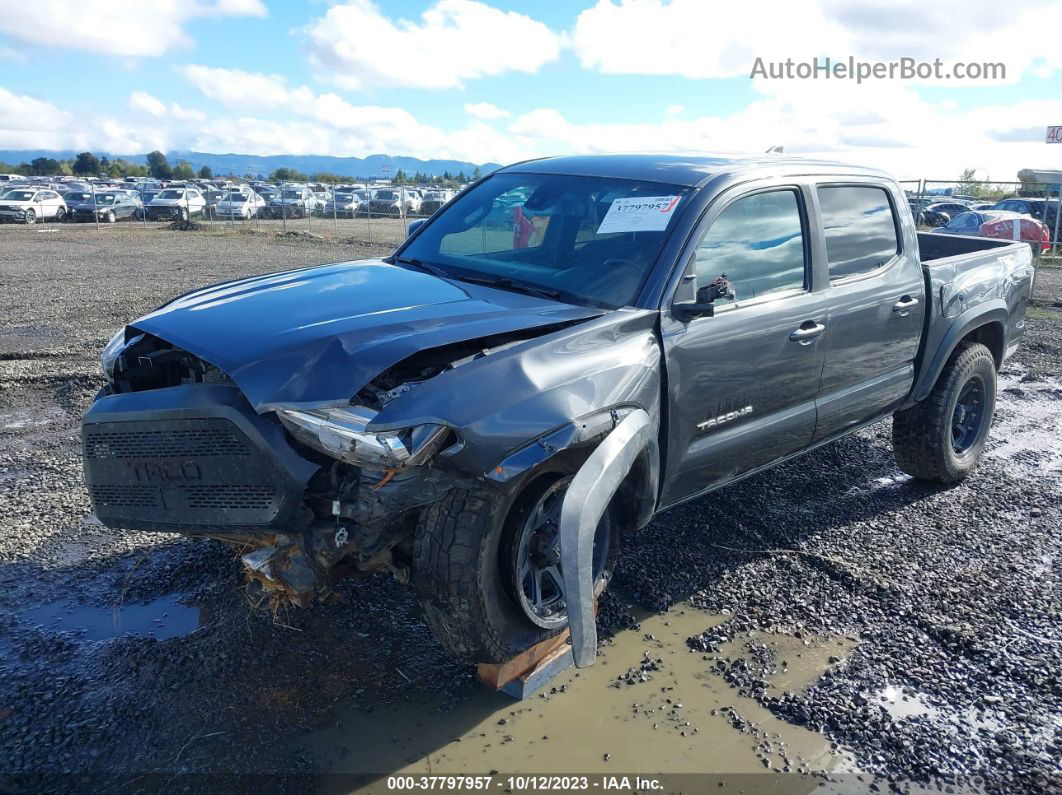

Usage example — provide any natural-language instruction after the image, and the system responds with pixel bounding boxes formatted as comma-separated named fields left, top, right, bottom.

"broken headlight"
left=99, top=328, right=143, bottom=379
left=277, top=406, right=451, bottom=469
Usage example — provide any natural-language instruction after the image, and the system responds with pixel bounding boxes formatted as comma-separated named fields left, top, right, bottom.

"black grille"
left=90, top=484, right=160, bottom=508
left=85, top=419, right=251, bottom=458
left=84, top=416, right=285, bottom=529
left=181, top=485, right=275, bottom=510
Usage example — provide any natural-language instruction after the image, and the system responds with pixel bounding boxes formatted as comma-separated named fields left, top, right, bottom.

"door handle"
left=789, top=322, right=826, bottom=345
left=893, top=296, right=920, bottom=316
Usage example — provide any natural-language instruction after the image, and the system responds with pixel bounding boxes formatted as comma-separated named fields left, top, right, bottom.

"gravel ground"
left=0, top=224, right=1058, bottom=793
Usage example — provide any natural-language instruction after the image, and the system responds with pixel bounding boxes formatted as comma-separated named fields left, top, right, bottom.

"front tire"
left=892, top=342, right=997, bottom=483
left=414, top=476, right=616, bottom=663
left=22, top=209, right=36, bottom=225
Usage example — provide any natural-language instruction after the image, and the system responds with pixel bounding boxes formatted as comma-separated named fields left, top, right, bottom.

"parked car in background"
left=0, top=187, right=67, bottom=223
left=322, top=191, right=361, bottom=218
left=82, top=192, right=142, bottom=223
left=146, top=187, right=206, bottom=221
left=201, top=188, right=229, bottom=219
left=930, top=210, right=1050, bottom=253
left=269, top=187, right=317, bottom=219
left=215, top=190, right=268, bottom=220
left=418, top=189, right=455, bottom=215
left=991, top=198, right=1061, bottom=239
left=64, top=191, right=106, bottom=222
left=368, top=188, right=418, bottom=216
left=926, top=201, right=972, bottom=220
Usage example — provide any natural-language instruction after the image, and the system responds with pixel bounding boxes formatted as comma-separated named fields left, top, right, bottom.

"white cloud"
left=573, top=0, right=1062, bottom=86
left=0, top=86, right=71, bottom=132
left=302, top=0, right=563, bottom=89
left=129, top=91, right=167, bottom=117
left=664, top=104, right=683, bottom=118
left=179, top=65, right=314, bottom=110
left=129, top=91, right=207, bottom=123
left=0, top=0, right=267, bottom=57
left=465, top=102, right=511, bottom=120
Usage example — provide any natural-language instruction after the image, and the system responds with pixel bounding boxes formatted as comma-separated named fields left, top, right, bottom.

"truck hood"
left=131, top=258, right=601, bottom=412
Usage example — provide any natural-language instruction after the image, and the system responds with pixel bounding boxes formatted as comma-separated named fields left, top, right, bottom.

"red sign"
left=1047, top=126, right=1062, bottom=143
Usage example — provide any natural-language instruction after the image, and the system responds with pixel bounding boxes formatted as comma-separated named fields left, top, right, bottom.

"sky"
left=1, top=0, right=1061, bottom=180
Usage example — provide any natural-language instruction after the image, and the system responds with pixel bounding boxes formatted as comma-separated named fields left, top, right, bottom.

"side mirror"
left=407, top=218, right=426, bottom=237
left=672, top=300, right=715, bottom=321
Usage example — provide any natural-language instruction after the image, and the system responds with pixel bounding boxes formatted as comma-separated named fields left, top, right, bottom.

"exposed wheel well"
left=959, top=321, right=1004, bottom=370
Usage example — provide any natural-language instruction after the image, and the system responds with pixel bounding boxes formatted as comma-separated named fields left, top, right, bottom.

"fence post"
left=91, top=182, right=99, bottom=232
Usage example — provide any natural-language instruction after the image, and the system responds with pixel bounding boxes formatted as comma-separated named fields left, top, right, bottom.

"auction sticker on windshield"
left=597, top=195, right=681, bottom=234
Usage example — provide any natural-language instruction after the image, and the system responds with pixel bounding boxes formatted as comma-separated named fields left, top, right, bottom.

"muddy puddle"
left=990, top=366, right=1062, bottom=474
left=304, top=605, right=859, bottom=792
left=21, top=593, right=205, bottom=641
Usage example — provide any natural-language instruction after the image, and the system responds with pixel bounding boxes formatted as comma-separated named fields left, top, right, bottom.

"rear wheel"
left=414, top=475, right=616, bottom=662
left=892, top=342, right=997, bottom=483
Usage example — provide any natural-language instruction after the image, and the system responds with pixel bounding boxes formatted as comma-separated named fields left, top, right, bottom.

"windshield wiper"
left=454, top=274, right=562, bottom=301
left=390, top=256, right=450, bottom=279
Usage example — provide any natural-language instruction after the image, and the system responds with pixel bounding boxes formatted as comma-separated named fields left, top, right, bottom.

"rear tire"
left=414, top=477, right=616, bottom=663
left=892, top=342, right=997, bottom=483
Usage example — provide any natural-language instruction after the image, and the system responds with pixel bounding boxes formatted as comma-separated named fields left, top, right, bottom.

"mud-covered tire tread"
left=414, top=488, right=527, bottom=662
left=892, top=341, right=996, bottom=483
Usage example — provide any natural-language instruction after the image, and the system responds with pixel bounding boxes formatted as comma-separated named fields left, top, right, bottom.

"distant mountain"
left=0, top=149, right=503, bottom=179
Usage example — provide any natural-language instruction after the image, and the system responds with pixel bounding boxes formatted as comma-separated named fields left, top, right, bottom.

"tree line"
left=0, top=149, right=482, bottom=187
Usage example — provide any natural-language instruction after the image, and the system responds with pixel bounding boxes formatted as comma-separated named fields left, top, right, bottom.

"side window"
left=694, top=189, right=806, bottom=305
left=817, top=185, right=900, bottom=280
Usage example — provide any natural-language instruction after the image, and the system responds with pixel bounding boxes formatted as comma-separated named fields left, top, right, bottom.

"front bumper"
left=83, top=384, right=319, bottom=534
left=147, top=206, right=185, bottom=219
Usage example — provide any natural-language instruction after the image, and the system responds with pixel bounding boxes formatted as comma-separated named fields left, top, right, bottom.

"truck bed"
left=908, top=232, right=1034, bottom=405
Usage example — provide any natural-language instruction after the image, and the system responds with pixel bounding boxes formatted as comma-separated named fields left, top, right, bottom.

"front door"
left=660, top=185, right=828, bottom=507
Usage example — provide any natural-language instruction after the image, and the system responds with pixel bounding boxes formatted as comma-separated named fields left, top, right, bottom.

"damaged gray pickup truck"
left=84, top=155, right=1033, bottom=665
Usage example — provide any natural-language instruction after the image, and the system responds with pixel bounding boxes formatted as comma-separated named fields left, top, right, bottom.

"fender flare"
left=558, top=409, right=655, bottom=667
left=910, top=302, right=1008, bottom=404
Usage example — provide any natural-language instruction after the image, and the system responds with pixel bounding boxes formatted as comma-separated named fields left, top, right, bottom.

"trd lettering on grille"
left=124, top=460, right=203, bottom=483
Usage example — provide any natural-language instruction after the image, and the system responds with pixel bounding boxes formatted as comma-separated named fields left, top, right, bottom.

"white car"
left=146, top=188, right=206, bottom=221
left=0, top=188, right=67, bottom=223
left=214, top=190, right=268, bottom=220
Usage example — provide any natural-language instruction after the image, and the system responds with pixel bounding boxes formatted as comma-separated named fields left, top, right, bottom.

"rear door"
left=812, top=182, right=926, bottom=441
left=660, top=182, right=829, bottom=507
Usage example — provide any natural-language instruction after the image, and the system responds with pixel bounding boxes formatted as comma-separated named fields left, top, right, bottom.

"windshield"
left=157, top=190, right=183, bottom=200
left=282, top=189, right=302, bottom=198
left=4, top=191, right=35, bottom=201
left=355, top=190, right=372, bottom=200
left=65, top=192, right=92, bottom=202
left=398, top=172, right=688, bottom=309
left=375, top=190, right=397, bottom=200
left=334, top=193, right=354, bottom=201
left=95, top=194, right=118, bottom=205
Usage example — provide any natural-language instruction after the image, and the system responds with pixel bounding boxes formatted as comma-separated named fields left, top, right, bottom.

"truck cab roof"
left=500, top=153, right=893, bottom=188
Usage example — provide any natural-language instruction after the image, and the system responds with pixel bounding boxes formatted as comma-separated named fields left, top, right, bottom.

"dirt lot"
left=0, top=223, right=1059, bottom=793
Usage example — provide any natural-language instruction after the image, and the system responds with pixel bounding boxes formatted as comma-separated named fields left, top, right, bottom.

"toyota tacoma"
left=83, top=155, right=1034, bottom=664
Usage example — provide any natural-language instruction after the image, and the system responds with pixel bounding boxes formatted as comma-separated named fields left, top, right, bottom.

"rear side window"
left=817, top=186, right=899, bottom=280
left=694, top=188, right=807, bottom=305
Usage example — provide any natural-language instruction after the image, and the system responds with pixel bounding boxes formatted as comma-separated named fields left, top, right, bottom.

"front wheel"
left=892, top=342, right=997, bottom=483
left=22, top=208, right=36, bottom=225
left=414, top=476, right=616, bottom=663
left=55, top=208, right=66, bottom=222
